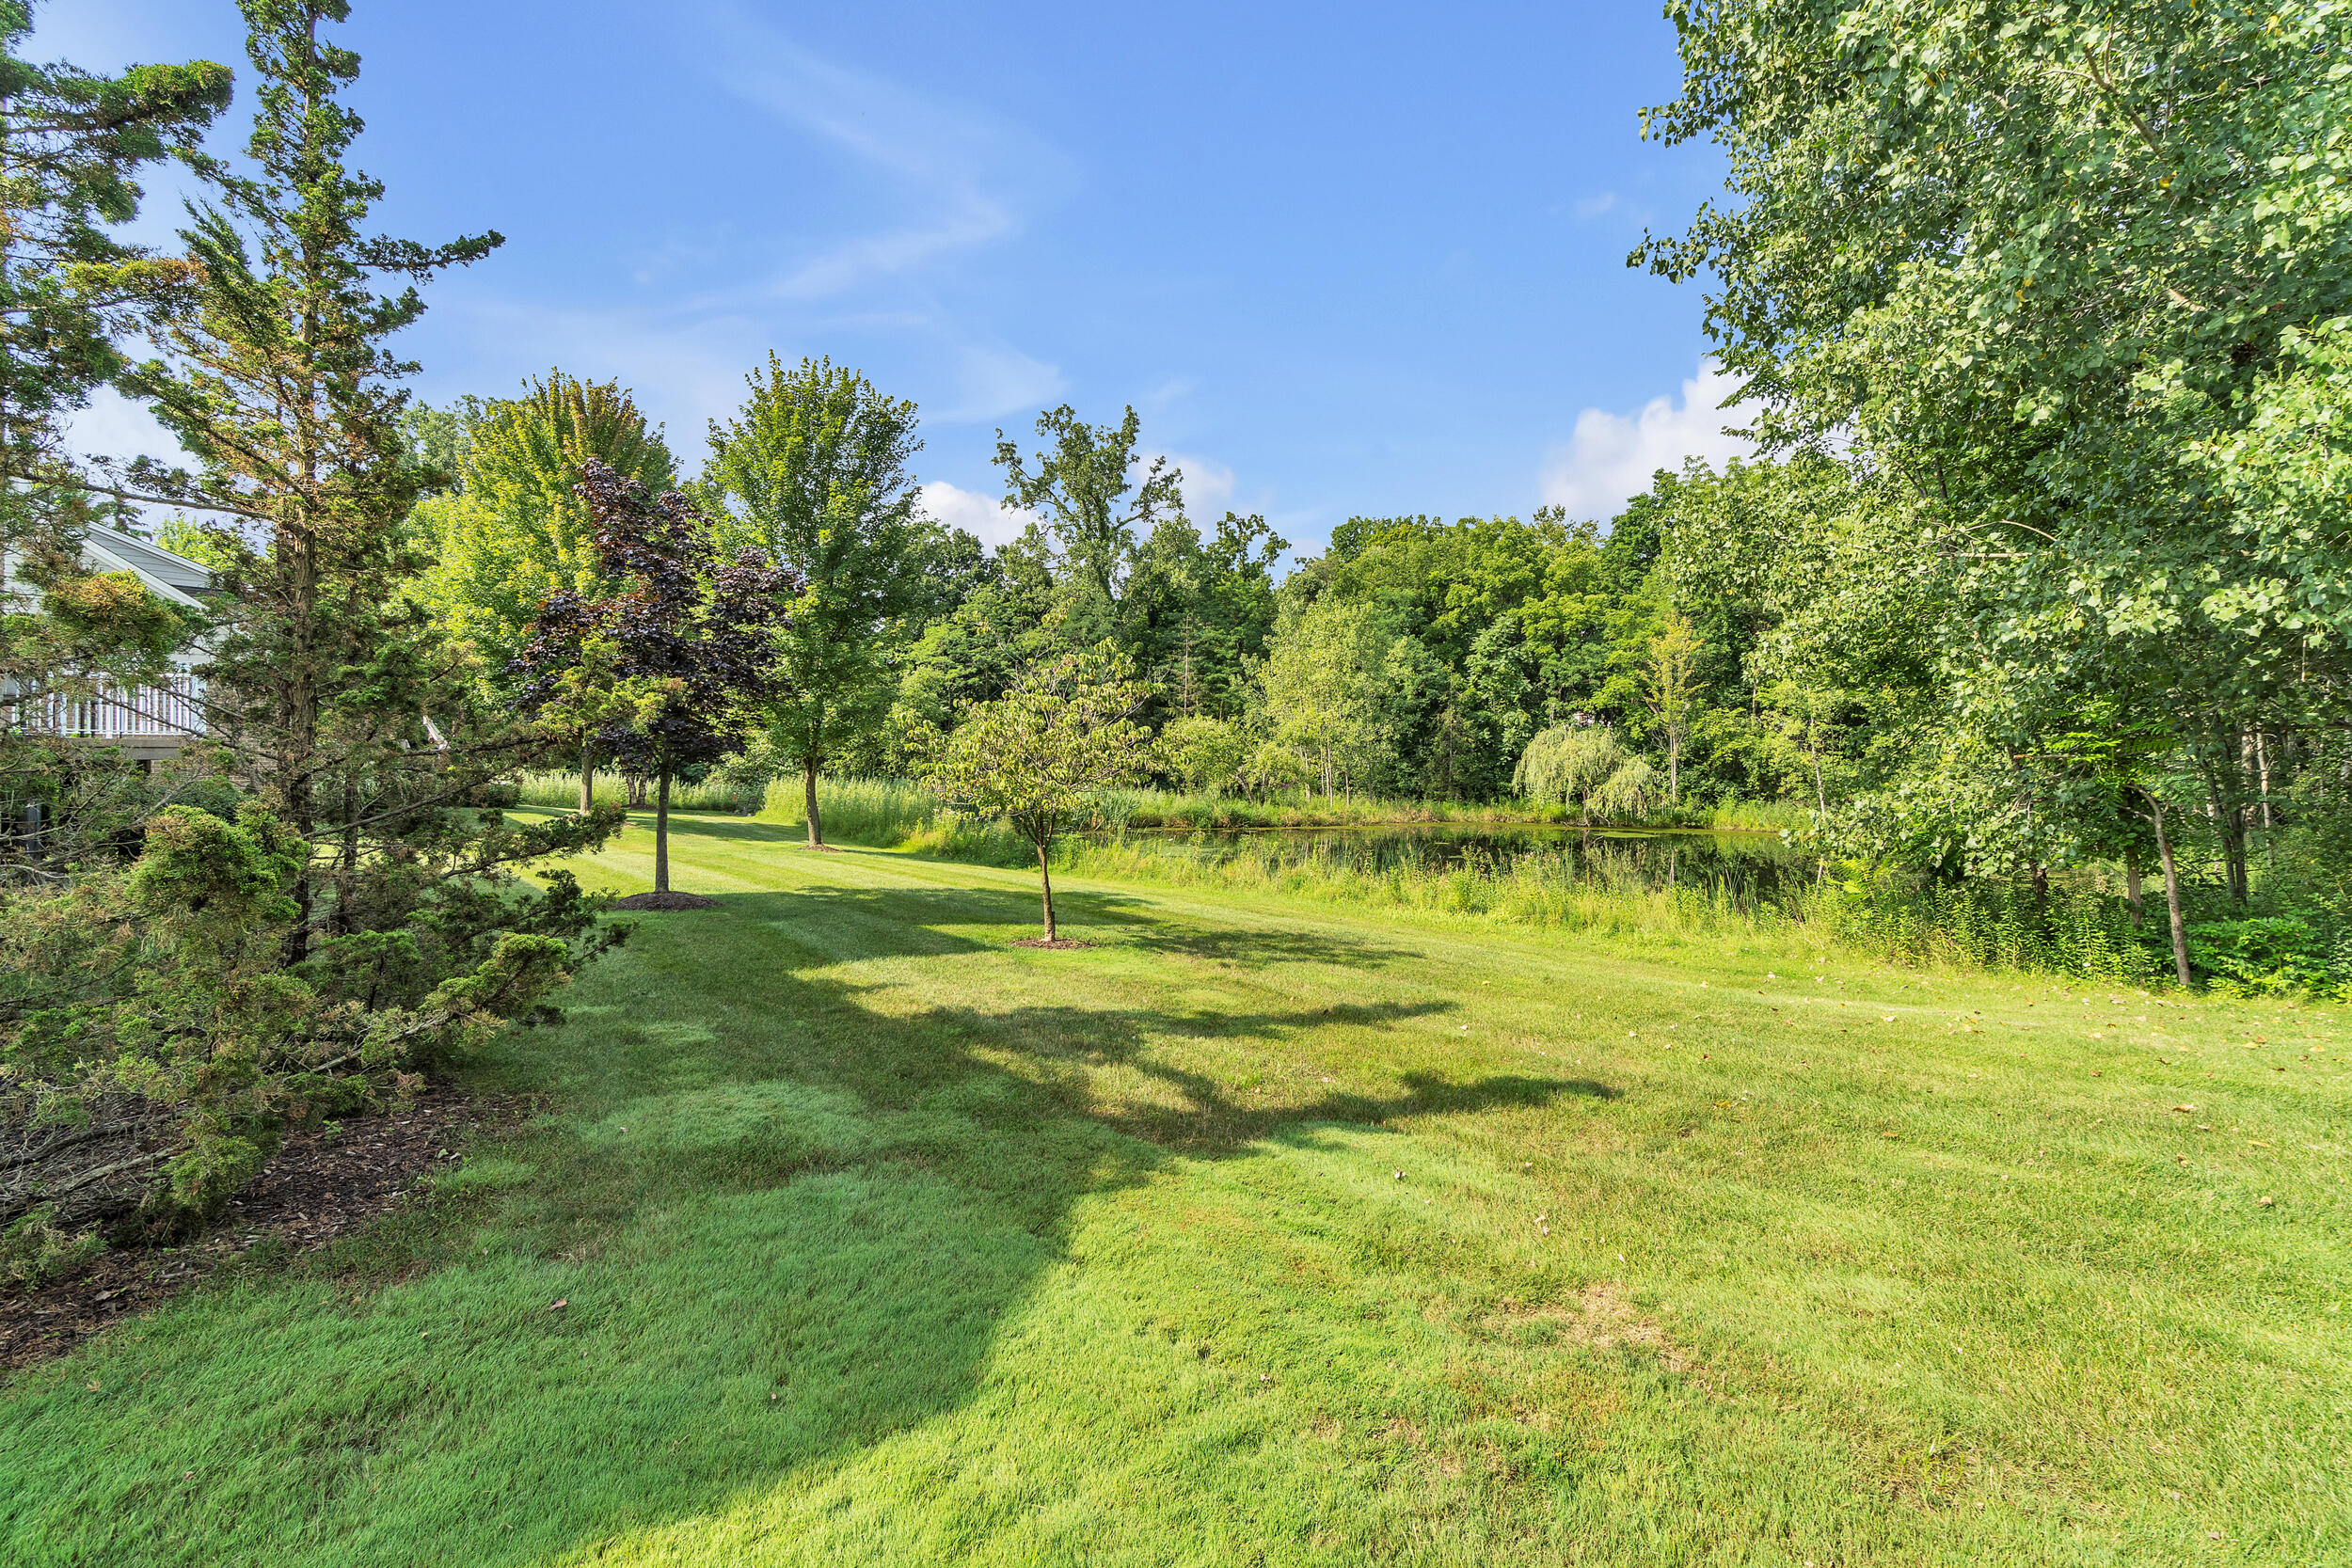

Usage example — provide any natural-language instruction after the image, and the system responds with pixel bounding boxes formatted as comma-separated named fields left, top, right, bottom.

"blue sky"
left=45, top=0, right=1750, bottom=554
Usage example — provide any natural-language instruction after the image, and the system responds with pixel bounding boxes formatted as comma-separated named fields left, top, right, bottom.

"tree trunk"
left=2150, top=793, right=2191, bottom=987
left=1038, top=839, right=1056, bottom=942
left=579, top=744, right=594, bottom=815
left=2254, top=729, right=2274, bottom=832
left=335, top=772, right=360, bottom=937
left=2124, top=852, right=2144, bottom=928
left=1667, top=732, right=1680, bottom=805
left=654, top=767, right=672, bottom=894
left=803, top=756, right=823, bottom=848
left=2220, top=800, right=2249, bottom=906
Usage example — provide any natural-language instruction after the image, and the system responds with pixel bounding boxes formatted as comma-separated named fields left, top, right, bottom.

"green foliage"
left=0, top=2, right=627, bottom=1248
left=516, top=768, right=761, bottom=815
left=0, top=1204, right=102, bottom=1288
left=1515, top=724, right=1631, bottom=826
left=1638, top=0, right=2352, bottom=962
left=0, top=3, right=230, bottom=541
left=411, top=371, right=676, bottom=671
left=701, top=356, right=930, bottom=846
left=2185, top=918, right=2330, bottom=998
left=1161, top=715, right=1245, bottom=795
left=1826, top=879, right=2163, bottom=983
left=919, top=642, right=1157, bottom=937
left=993, top=404, right=1184, bottom=644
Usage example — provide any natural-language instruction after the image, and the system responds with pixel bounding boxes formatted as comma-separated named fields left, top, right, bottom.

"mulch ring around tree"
left=0, top=1083, right=524, bottom=1372
left=1012, top=938, right=1095, bottom=950
left=610, top=890, right=717, bottom=911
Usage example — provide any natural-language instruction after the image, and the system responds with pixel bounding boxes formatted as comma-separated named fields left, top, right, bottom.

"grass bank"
left=6, top=810, right=2340, bottom=1564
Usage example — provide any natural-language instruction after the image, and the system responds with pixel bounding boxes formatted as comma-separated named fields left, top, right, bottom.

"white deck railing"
left=25, top=672, right=204, bottom=739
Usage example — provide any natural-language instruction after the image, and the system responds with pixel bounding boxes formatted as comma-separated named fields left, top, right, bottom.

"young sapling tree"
left=920, top=642, right=1155, bottom=943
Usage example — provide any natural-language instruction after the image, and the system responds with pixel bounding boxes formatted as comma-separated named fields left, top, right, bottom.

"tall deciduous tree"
left=994, top=404, right=1183, bottom=644
left=414, top=370, right=675, bottom=673
left=703, top=356, right=924, bottom=848
left=1259, top=596, right=1383, bottom=800
left=1637, top=0, right=2352, bottom=877
left=919, top=642, right=1155, bottom=943
left=1641, top=610, right=1702, bottom=806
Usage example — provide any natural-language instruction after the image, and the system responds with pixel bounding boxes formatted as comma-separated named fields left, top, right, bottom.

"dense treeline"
left=6, top=0, right=2350, bottom=1283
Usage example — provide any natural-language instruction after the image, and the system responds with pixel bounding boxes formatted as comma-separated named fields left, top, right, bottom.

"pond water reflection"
left=1117, top=823, right=1818, bottom=907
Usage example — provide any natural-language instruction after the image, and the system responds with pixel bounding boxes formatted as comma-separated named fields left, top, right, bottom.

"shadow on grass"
left=0, top=863, right=1609, bottom=1568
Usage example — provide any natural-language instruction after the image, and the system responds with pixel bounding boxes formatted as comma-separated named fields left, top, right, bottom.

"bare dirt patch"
left=0, top=1084, right=517, bottom=1371
left=1012, top=938, right=1095, bottom=950
left=1490, top=1283, right=1704, bottom=1378
left=611, top=890, right=717, bottom=911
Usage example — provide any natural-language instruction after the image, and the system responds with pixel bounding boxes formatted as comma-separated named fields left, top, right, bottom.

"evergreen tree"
left=0, top=1, right=229, bottom=536
left=0, top=0, right=626, bottom=1247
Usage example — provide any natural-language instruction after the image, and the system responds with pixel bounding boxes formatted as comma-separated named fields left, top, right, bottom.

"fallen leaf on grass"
left=549, top=1299, right=568, bottom=1310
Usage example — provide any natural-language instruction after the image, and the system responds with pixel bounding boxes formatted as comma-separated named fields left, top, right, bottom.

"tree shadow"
left=702, top=880, right=1420, bottom=975
left=3, top=862, right=1616, bottom=1566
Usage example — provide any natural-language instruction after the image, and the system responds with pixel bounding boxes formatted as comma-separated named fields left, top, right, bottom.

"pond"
left=1113, top=822, right=1820, bottom=907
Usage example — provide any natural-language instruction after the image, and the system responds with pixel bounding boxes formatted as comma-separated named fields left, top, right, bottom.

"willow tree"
left=1517, top=724, right=1626, bottom=827
left=414, top=369, right=675, bottom=671
left=702, top=356, right=925, bottom=848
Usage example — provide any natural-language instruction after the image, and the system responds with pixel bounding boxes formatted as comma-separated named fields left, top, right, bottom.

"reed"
left=513, top=769, right=764, bottom=814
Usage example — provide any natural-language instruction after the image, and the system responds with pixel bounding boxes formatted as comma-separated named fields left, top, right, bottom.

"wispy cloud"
left=425, top=294, right=772, bottom=445
left=941, top=339, right=1065, bottom=424
left=1538, top=359, right=1756, bottom=522
left=1573, top=191, right=1618, bottom=220
left=702, top=5, right=1073, bottom=304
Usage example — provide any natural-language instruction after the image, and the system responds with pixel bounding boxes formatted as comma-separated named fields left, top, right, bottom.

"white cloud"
left=1573, top=192, right=1618, bottom=221
left=1538, top=360, right=1756, bottom=522
left=919, top=480, right=1033, bottom=548
left=1156, top=450, right=1234, bottom=520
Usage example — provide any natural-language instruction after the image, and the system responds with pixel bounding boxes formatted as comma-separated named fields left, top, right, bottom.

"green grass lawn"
left=3, top=810, right=2345, bottom=1565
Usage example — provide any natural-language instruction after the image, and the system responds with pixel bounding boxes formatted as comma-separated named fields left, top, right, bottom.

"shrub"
left=2185, top=917, right=2329, bottom=996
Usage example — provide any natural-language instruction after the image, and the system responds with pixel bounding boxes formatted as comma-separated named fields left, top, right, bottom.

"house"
left=13, top=529, right=220, bottom=764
